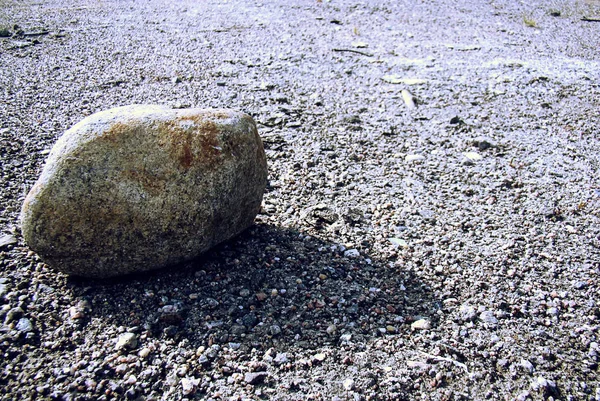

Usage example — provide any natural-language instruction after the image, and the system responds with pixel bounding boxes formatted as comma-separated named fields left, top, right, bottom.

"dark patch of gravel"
left=1, top=0, right=600, bottom=400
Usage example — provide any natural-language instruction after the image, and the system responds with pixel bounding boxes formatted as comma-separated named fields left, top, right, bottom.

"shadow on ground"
left=66, top=223, right=437, bottom=352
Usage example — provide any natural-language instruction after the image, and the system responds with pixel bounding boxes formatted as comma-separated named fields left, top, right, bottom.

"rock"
left=20, top=105, right=267, bottom=278
left=15, top=318, right=34, bottom=333
left=244, top=371, right=267, bottom=385
left=5, top=307, right=24, bottom=324
left=411, top=318, right=431, bottom=330
left=180, top=377, right=199, bottom=395
left=343, top=378, right=355, bottom=391
left=521, top=359, right=535, bottom=374
left=405, top=154, right=425, bottom=163
left=344, top=249, right=360, bottom=258
left=273, top=353, right=288, bottom=365
left=479, top=311, right=498, bottom=326
left=159, top=304, right=183, bottom=324
left=459, top=304, right=477, bottom=322
left=270, top=324, right=282, bottom=336
left=0, top=234, right=17, bottom=249
left=116, top=332, right=138, bottom=350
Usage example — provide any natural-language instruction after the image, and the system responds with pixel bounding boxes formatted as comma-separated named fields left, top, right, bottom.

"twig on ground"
left=418, top=351, right=470, bottom=374
left=332, top=48, right=373, bottom=57
left=582, top=16, right=600, bottom=22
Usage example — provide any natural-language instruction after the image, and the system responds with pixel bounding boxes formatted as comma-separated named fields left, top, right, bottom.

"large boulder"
left=20, top=105, right=267, bottom=278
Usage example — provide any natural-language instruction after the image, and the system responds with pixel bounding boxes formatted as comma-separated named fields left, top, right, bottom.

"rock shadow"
left=66, top=223, right=438, bottom=352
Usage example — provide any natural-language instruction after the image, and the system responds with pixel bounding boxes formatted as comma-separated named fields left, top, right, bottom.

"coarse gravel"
left=1, top=0, right=600, bottom=400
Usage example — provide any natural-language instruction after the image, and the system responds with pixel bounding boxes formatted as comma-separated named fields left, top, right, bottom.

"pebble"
left=159, top=304, right=183, bottom=324
left=521, top=359, right=535, bottom=374
left=115, top=332, right=138, bottom=350
left=405, top=154, right=425, bottom=162
left=181, top=377, right=199, bottom=394
left=16, top=317, right=34, bottom=333
left=313, top=353, right=327, bottom=362
left=5, top=307, right=24, bottom=324
left=274, top=353, right=288, bottom=365
left=0, top=234, right=17, bottom=249
left=344, top=249, right=360, bottom=258
left=343, top=378, right=355, bottom=391
left=411, top=318, right=431, bottom=330
left=244, top=372, right=267, bottom=385
left=242, top=313, right=258, bottom=327
left=459, top=304, right=477, bottom=322
left=340, top=334, right=352, bottom=343
left=270, top=324, right=282, bottom=335
left=69, top=306, right=85, bottom=320
left=479, top=311, right=498, bottom=326
left=138, top=347, right=152, bottom=359
left=256, top=292, right=267, bottom=301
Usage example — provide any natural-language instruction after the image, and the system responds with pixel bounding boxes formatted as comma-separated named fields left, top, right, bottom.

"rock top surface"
left=20, top=105, right=267, bottom=278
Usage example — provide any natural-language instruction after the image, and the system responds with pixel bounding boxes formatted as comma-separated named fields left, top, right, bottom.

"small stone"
left=411, top=319, right=431, bottom=330
left=274, top=353, right=288, bottom=365
left=181, top=377, right=199, bottom=395
left=479, top=311, right=498, bottom=326
left=244, top=371, right=267, bottom=385
left=15, top=317, right=34, bottom=333
left=463, top=152, right=482, bottom=161
left=270, top=324, right=282, bottom=336
left=242, top=313, right=258, bottom=327
left=521, top=359, right=535, bottom=374
left=69, top=306, right=85, bottom=320
left=319, top=273, right=328, bottom=280
left=389, top=238, right=408, bottom=248
left=326, top=324, right=337, bottom=335
left=313, top=353, right=326, bottom=362
left=459, top=304, right=477, bottom=322
left=138, top=347, right=152, bottom=358
left=115, top=332, right=138, bottom=350
left=256, top=292, right=267, bottom=301
left=343, top=378, right=355, bottom=391
left=386, top=325, right=396, bottom=333
left=239, top=288, right=250, bottom=297
left=344, top=249, right=360, bottom=258
left=405, top=154, right=425, bottom=162
left=471, top=136, right=496, bottom=150
left=159, top=304, right=183, bottom=324
left=5, top=307, right=24, bottom=324
left=340, top=334, right=352, bottom=343
left=20, top=105, right=267, bottom=278
left=0, top=234, right=17, bottom=249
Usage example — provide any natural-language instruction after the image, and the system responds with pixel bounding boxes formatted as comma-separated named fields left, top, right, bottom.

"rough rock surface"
left=20, top=105, right=267, bottom=278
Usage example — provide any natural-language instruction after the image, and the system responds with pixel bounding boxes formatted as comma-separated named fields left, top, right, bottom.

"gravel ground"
left=1, top=0, right=600, bottom=400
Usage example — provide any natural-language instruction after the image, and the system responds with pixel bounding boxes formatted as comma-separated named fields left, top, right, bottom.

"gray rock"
left=0, top=234, right=17, bottom=249
left=479, top=310, right=498, bottom=327
left=15, top=318, right=34, bottom=333
left=273, top=352, right=289, bottom=365
left=115, top=332, right=138, bottom=350
left=20, top=105, right=267, bottom=278
left=244, top=371, right=267, bottom=385
left=459, top=304, right=477, bottom=322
